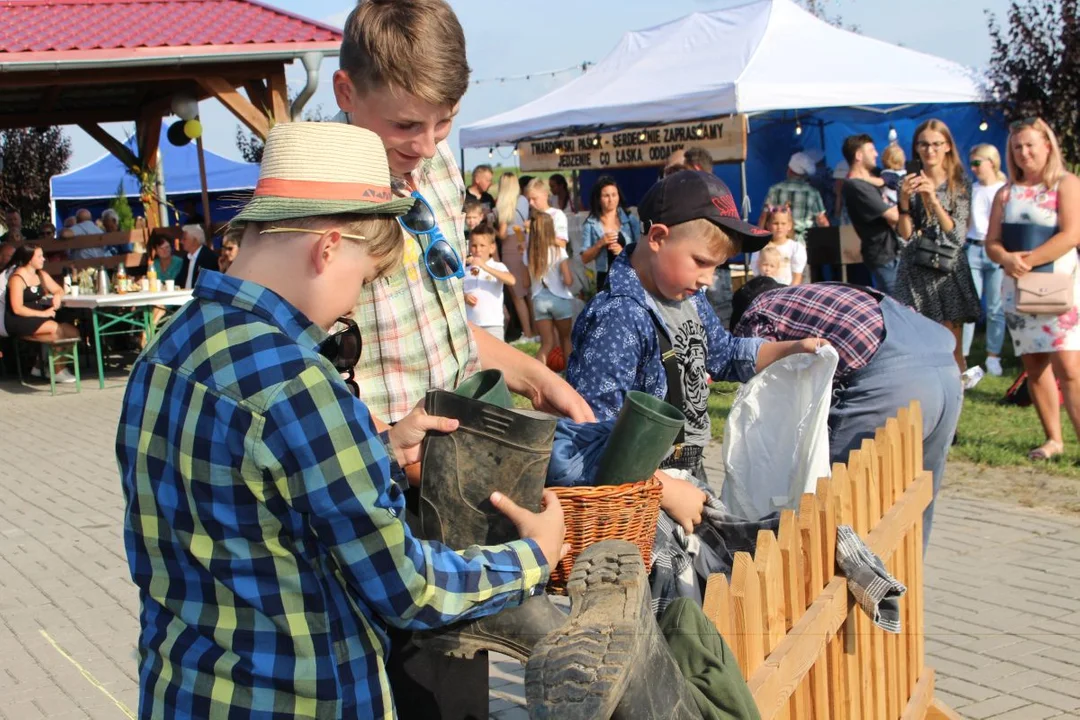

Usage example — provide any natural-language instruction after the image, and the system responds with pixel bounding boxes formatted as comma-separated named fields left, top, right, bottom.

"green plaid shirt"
left=335, top=113, right=480, bottom=421
left=117, top=271, right=547, bottom=719
left=764, top=178, right=827, bottom=242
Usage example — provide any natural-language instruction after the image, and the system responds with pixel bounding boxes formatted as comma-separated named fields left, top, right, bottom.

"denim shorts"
left=532, top=287, right=575, bottom=321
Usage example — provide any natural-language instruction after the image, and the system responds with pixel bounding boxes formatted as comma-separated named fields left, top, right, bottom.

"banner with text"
left=518, top=116, right=748, bottom=172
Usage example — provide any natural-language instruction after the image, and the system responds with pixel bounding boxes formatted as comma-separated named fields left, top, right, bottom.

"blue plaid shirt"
left=566, top=245, right=764, bottom=424
left=116, top=271, right=547, bottom=719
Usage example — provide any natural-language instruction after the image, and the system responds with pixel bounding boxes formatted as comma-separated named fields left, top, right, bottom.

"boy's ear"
left=646, top=223, right=670, bottom=250
left=311, top=229, right=343, bottom=274
left=332, top=70, right=358, bottom=114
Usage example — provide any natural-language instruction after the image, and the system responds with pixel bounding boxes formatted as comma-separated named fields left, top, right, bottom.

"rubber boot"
left=525, top=540, right=703, bottom=720
left=413, top=388, right=566, bottom=662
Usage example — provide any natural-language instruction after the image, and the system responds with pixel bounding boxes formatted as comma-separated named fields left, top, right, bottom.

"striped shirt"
left=733, top=283, right=886, bottom=379
left=335, top=111, right=480, bottom=422
left=117, top=270, right=547, bottom=719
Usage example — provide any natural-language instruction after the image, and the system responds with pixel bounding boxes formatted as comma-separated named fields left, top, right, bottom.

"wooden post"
left=798, top=494, right=829, bottom=719
left=731, top=552, right=765, bottom=680
left=198, top=76, right=270, bottom=140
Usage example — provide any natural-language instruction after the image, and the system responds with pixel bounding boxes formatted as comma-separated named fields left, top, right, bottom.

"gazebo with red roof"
left=0, top=0, right=343, bottom=225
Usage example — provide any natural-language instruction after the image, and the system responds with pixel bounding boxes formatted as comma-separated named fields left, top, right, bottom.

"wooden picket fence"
left=703, top=401, right=961, bottom=720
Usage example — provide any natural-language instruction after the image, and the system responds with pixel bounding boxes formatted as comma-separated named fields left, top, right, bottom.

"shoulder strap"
left=649, top=311, right=686, bottom=447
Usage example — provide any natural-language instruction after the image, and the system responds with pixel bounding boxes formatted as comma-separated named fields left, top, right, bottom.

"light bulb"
left=795, top=122, right=803, bottom=136
left=555, top=147, right=561, bottom=155
left=695, top=126, right=704, bottom=137
left=513, top=147, right=519, bottom=156
left=639, top=132, right=647, bottom=141
left=488, top=148, right=493, bottom=158
left=979, top=121, right=989, bottom=132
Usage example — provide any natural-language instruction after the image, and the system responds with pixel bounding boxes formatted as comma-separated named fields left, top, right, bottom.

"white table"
left=62, top=290, right=193, bottom=388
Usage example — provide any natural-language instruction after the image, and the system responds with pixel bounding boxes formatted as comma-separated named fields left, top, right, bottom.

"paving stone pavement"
left=1, top=383, right=1079, bottom=719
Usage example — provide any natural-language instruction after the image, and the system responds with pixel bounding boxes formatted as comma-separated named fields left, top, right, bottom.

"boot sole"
left=411, top=624, right=534, bottom=663
left=524, top=540, right=649, bottom=720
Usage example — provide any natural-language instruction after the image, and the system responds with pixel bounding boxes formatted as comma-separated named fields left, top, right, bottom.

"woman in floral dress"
left=986, top=118, right=1080, bottom=461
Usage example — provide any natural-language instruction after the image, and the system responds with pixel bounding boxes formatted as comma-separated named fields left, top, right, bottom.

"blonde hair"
left=758, top=245, right=782, bottom=267
left=1006, top=118, right=1065, bottom=188
left=668, top=218, right=738, bottom=257
left=881, top=144, right=906, bottom=171
left=340, top=0, right=469, bottom=107
left=494, top=172, right=520, bottom=229
left=762, top=206, right=796, bottom=241
left=248, top=214, right=404, bottom=279
left=912, top=119, right=967, bottom=194
left=527, top=212, right=559, bottom=282
left=969, top=144, right=1007, bottom=184
left=525, top=177, right=549, bottom=198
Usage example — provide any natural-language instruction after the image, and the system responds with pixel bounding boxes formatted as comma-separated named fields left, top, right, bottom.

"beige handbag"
left=1015, top=272, right=1074, bottom=314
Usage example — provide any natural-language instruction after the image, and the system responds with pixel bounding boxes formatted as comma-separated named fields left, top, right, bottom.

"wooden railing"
left=704, top=402, right=960, bottom=720
left=38, top=229, right=150, bottom=276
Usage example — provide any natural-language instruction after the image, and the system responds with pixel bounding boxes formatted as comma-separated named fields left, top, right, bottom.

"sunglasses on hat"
left=399, top=191, right=465, bottom=281
left=319, top=316, right=362, bottom=398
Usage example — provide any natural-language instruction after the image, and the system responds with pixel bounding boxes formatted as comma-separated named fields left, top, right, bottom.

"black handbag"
left=912, top=235, right=959, bottom=273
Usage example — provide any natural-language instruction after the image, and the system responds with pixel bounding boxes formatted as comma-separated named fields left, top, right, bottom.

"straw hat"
left=234, top=122, right=415, bottom=223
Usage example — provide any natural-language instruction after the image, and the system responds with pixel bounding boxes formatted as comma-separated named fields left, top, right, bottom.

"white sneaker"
left=29, top=366, right=43, bottom=379
left=986, top=357, right=1003, bottom=377
left=961, top=366, right=985, bottom=390
left=54, top=368, right=77, bottom=384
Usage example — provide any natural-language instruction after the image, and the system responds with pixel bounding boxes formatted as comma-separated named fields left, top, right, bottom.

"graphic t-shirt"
left=653, top=296, right=710, bottom=448
left=464, top=260, right=509, bottom=327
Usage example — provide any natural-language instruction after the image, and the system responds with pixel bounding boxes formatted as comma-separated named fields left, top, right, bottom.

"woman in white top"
left=525, top=212, right=574, bottom=368
left=962, top=144, right=1009, bottom=376
left=494, top=171, right=535, bottom=339
left=986, top=118, right=1080, bottom=462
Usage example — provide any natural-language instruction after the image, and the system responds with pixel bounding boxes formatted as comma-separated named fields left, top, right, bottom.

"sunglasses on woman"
left=399, top=191, right=465, bottom=281
left=319, top=316, right=362, bottom=398
left=1010, top=117, right=1039, bottom=131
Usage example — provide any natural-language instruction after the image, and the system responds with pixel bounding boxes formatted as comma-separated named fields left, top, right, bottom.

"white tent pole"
left=156, top=148, right=169, bottom=227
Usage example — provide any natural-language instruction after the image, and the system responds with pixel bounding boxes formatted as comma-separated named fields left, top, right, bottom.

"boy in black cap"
left=567, top=170, right=824, bottom=531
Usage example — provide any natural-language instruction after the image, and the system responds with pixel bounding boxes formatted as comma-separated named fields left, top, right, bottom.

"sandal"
left=1028, top=441, right=1064, bottom=461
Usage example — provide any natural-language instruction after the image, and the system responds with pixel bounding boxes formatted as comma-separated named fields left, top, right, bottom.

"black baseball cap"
left=639, top=170, right=772, bottom=254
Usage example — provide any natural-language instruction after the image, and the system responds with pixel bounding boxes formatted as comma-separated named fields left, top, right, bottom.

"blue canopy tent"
left=50, top=128, right=259, bottom=229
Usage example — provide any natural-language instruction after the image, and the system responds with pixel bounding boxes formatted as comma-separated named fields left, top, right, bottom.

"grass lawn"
left=515, top=334, right=1080, bottom=480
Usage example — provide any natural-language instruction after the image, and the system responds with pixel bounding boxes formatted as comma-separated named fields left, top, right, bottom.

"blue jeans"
left=961, top=241, right=1006, bottom=357
left=868, top=257, right=900, bottom=297
left=829, top=297, right=962, bottom=552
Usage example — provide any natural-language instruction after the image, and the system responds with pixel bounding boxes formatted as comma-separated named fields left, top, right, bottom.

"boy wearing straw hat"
left=116, top=122, right=567, bottom=720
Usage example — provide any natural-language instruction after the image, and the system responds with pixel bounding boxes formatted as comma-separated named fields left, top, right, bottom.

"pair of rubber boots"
left=413, top=370, right=566, bottom=662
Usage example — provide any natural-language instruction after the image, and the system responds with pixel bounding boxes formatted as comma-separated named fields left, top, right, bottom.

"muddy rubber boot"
left=413, top=388, right=565, bottom=662
left=525, top=540, right=703, bottom=720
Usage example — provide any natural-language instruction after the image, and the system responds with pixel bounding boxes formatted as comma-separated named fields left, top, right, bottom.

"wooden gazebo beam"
left=78, top=122, right=139, bottom=169
left=197, top=75, right=270, bottom=140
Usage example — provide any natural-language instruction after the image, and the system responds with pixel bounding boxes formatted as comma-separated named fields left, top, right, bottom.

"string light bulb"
left=638, top=131, right=647, bottom=141
left=488, top=148, right=493, bottom=159
left=555, top=147, right=562, bottom=155
left=695, top=125, right=705, bottom=137
left=979, top=120, right=989, bottom=132
left=592, top=135, right=601, bottom=147
left=513, top=146, right=519, bottom=156
left=795, top=121, right=802, bottom=136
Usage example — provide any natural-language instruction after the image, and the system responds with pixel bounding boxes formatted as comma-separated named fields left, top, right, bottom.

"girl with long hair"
left=580, top=176, right=641, bottom=292
left=525, top=212, right=574, bottom=366
left=962, top=144, right=1009, bottom=376
left=494, top=171, right=535, bottom=339
left=986, top=118, right=1080, bottom=461
left=3, top=244, right=80, bottom=381
left=548, top=173, right=576, bottom=212
left=895, top=118, right=981, bottom=375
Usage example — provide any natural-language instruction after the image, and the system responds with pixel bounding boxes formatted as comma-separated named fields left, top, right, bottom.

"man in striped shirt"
left=732, top=277, right=962, bottom=550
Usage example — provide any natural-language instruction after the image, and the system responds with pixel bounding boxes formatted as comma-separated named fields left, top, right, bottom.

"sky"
left=63, top=0, right=1015, bottom=172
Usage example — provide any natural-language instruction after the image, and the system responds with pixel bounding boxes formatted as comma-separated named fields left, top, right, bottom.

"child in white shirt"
left=463, top=222, right=514, bottom=341
left=751, top=205, right=807, bottom=285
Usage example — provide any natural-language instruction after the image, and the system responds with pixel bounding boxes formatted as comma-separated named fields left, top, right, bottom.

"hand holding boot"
left=387, top=399, right=460, bottom=467
left=491, top=489, right=570, bottom=570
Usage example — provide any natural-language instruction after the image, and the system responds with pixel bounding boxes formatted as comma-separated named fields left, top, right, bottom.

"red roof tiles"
left=0, top=0, right=341, bottom=55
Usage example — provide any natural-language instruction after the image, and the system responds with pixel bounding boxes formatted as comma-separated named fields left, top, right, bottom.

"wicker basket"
left=547, top=476, right=663, bottom=595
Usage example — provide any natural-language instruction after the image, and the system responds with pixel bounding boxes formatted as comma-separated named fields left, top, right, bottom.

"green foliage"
left=987, top=0, right=1080, bottom=166
left=0, top=126, right=72, bottom=230
left=109, top=181, right=136, bottom=231
left=235, top=93, right=329, bottom=164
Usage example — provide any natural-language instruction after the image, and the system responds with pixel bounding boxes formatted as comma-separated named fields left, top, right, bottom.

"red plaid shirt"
left=733, top=284, right=886, bottom=379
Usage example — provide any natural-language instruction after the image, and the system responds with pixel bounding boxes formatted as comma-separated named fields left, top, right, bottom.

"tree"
left=109, top=181, right=136, bottom=231
left=0, top=126, right=72, bottom=231
left=235, top=96, right=329, bottom=164
left=795, top=0, right=855, bottom=31
left=986, top=0, right=1080, bottom=166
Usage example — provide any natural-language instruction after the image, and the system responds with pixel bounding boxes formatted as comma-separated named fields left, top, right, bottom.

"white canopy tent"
left=459, top=0, right=985, bottom=148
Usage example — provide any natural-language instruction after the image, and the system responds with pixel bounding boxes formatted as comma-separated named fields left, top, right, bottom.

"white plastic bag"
left=720, top=346, right=838, bottom=521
